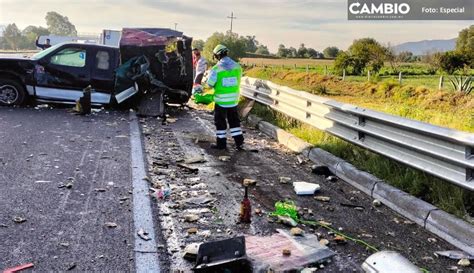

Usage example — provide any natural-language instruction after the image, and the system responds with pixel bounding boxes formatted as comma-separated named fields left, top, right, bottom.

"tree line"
left=0, top=11, right=77, bottom=50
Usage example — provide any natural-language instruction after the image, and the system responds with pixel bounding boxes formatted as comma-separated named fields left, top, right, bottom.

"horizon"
left=0, top=0, right=471, bottom=52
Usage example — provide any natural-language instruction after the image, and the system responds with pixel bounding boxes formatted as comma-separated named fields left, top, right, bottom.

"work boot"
left=210, top=143, right=227, bottom=150
left=211, top=138, right=227, bottom=150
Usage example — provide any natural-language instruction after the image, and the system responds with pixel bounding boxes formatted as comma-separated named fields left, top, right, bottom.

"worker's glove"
left=192, top=84, right=203, bottom=95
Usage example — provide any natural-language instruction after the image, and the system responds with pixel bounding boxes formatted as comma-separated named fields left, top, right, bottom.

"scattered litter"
left=137, top=228, right=151, bottom=241
left=277, top=215, right=298, bottom=227
left=372, top=199, right=382, bottom=207
left=296, top=155, right=304, bottom=164
left=187, top=227, right=198, bottom=234
left=183, top=242, right=202, bottom=260
left=183, top=196, right=215, bottom=206
left=184, top=156, right=207, bottom=164
left=219, top=156, right=231, bottom=162
left=152, top=186, right=171, bottom=199
left=60, top=242, right=70, bottom=247
left=3, top=263, right=34, bottom=273
left=270, top=201, right=298, bottom=221
left=311, top=165, right=332, bottom=176
left=65, top=183, right=73, bottom=189
left=167, top=118, right=178, bottom=123
left=279, top=177, right=291, bottom=184
left=184, top=214, right=200, bottom=222
left=243, top=178, right=257, bottom=186
left=105, top=222, right=118, bottom=228
left=13, top=217, right=26, bottom=224
left=34, top=180, right=51, bottom=183
left=290, top=227, right=304, bottom=236
left=282, top=249, right=292, bottom=256
left=94, top=188, right=106, bottom=192
left=435, top=250, right=474, bottom=260
left=334, top=235, right=347, bottom=244
left=340, top=203, right=364, bottom=210
left=319, top=239, right=329, bottom=246
left=0, top=224, right=8, bottom=228
left=177, top=163, right=199, bottom=173
left=293, top=181, right=320, bottom=195
left=314, top=196, right=331, bottom=202
left=326, top=176, right=337, bottom=182
left=421, top=256, right=434, bottom=263
left=254, top=208, right=263, bottom=216
left=194, top=236, right=248, bottom=271
left=362, top=251, right=423, bottom=273
left=458, top=258, right=471, bottom=267
left=318, top=220, right=332, bottom=226
left=428, top=238, right=437, bottom=243
left=66, top=263, right=76, bottom=271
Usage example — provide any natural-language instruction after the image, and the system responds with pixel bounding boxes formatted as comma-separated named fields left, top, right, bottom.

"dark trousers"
left=214, top=104, right=244, bottom=148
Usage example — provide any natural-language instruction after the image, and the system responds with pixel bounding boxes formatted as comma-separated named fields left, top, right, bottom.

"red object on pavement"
left=3, top=263, right=34, bottom=273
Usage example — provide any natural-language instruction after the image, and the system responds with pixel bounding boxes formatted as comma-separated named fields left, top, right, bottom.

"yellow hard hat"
left=213, top=44, right=228, bottom=55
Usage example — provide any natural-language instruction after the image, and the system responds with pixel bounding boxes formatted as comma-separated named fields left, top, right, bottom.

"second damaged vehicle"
left=0, top=28, right=193, bottom=115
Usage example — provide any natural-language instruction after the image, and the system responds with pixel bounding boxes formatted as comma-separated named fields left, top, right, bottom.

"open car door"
left=113, top=55, right=149, bottom=104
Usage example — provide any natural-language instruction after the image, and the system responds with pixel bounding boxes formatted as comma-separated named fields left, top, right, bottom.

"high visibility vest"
left=210, top=63, right=242, bottom=107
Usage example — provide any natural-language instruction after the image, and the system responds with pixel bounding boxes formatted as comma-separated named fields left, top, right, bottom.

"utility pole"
left=227, top=12, right=237, bottom=34
left=174, top=23, right=178, bottom=31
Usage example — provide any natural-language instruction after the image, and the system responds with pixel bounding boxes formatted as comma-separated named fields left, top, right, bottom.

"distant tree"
left=192, top=39, right=205, bottom=51
left=396, top=51, right=414, bottom=62
left=455, top=25, right=473, bottom=67
left=288, top=47, right=297, bottom=58
left=242, top=35, right=259, bottom=53
left=307, top=48, right=319, bottom=58
left=22, top=25, right=50, bottom=49
left=438, top=51, right=468, bottom=74
left=203, top=32, right=246, bottom=64
left=45, top=11, right=77, bottom=36
left=335, top=38, right=387, bottom=75
left=297, top=43, right=308, bottom=58
left=277, top=44, right=289, bottom=58
left=255, top=45, right=270, bottom=55
left=323, top=46, right=340, bottom=58
left=3, top=23, right=22, bottom=50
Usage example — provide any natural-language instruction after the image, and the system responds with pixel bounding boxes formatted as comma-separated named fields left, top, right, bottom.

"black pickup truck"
left=0, top=28, right=193, bottom=109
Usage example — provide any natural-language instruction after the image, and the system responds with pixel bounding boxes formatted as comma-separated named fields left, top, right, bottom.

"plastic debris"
left=3, top=263, right=34, bottom=273
left=314, top=196, right=331, bottom=202
left=137, top=228, right=151, bottom=241
left=362, top=251, right=421, bottom=273
left=243, top=178, right=257, bottom=186
left=270, top=200, right=299, bottom=221
left=435, top=250, right=474, bottom=260
left=458, top=258, right=471, bottom=267
left=293, top=181, right=320, bottom=195
left=105, top=222, right=118, bottom=228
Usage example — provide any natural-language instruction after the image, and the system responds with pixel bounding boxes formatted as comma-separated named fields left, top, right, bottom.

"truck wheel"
left=0, top=79, right=26, bottom=106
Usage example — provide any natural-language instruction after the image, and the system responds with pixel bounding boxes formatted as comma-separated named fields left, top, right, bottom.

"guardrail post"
left=399, top=72, right=402, bottom=85
left=367, top=70, right=371, bottom=81
left=325, top=65, right=328, bottom=76
left=342, top=69, right=346, bottom=81
left=439, top=76, right=444, bottom=90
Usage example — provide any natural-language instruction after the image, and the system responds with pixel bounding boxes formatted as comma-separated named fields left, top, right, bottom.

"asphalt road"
left=0, top=105, right=468, bottom=272
left=0, top=107, right=135, bottom=271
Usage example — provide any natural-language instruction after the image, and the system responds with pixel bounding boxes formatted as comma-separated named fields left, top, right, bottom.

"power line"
left=227, top=12, right=237, bottom=34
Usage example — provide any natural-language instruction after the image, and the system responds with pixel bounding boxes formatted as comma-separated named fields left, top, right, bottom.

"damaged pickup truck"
left=0, top=28, right=193, bottom=115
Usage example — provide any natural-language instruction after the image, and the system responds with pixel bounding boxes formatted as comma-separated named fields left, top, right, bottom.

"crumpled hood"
left=217, top=57, right=238, bottom=70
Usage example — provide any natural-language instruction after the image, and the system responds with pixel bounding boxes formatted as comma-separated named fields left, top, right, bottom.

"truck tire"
left=0, top=78, right=27, bottom=106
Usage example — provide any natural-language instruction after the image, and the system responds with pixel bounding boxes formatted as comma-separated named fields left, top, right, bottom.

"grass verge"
left=245, top=68, right=474, bottom=132
left=250, top=103, right=474, bottom=220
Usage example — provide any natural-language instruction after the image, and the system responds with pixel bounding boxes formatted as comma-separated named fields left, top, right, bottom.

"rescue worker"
left=207, top=44, right=244, bottom=150
left=192, top=48, right=207, bottom=85
left=35, top=36, right=51, bottom=50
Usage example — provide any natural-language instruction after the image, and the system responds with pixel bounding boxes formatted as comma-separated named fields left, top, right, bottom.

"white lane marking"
left=129, top=112, right=161, bottom=273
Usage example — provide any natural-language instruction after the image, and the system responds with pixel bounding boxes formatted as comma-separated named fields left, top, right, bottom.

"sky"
left=0, top=0, right=471, bottom=52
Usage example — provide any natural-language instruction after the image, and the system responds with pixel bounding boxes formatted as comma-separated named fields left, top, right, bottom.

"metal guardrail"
left=240, top=77, right=474, bottom=191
